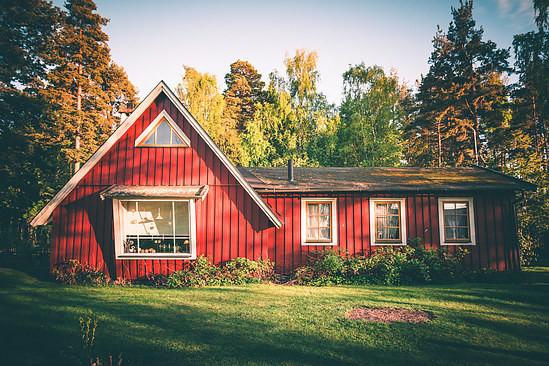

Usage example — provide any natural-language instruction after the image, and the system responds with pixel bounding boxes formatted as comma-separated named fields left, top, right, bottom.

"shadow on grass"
left=1, top=284, right=421, bottom=365
left=2, top=267, right=549, bottom=365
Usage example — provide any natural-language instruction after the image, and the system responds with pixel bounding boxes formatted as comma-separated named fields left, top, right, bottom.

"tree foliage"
left=337, top=64, right=408, bottom=167
left=224, top=60, right=265, bottom=133
left=509, top=0, right=549, bottom=264
left=177, top=66, right=247, bottom=165
left=44, top=0, right=136, bottom=171
left=0, top=0, right=137, bottom=250
left=241, top=50, right=338, bottom=167
left=404, top=0, right=509, bottom=167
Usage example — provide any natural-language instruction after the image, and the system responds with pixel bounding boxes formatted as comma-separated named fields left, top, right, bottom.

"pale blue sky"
left=57, top=0, right=536, bottom=104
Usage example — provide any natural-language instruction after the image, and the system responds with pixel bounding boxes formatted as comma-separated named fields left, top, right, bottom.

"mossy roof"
left=238, top=166, right=536, bottom=193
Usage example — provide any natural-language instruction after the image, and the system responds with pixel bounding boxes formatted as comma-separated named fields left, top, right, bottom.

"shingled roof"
left=238, top=166, right=536, bottom=193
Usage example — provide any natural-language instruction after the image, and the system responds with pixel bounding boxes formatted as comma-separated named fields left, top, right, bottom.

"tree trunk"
left=437, top=118, right=442, bottom=167
left=75, top=27, right=83, bottom=173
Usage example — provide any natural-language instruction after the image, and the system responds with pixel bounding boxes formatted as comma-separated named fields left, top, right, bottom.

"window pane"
left=307, top=215, right=318, bottom=228
left=445, top=214, right=456, bottom=227
left=123, top=201, right=151, bottom=236
left=171, top=131, right=184, bottom=145
left=308, top=203, right=318, bottom=215
left=139, top=201, right=173, bottom=235
left=122, top=200, right=192, bottom=255
left=443, top=202, right=456, bottom=211
left=319, top=228, right=331, bottom=240
left=388, top=215, right=400, bottom=227
left=319, top=215, right=330, bottom=227
left=376, top=203, right=387, bottom=215
left=456, top=214, right=468, bottom=227
left=143, top=133, right=155, bottom=145
left=123, top=237, right=137, bottom=253
left=307, top=228, right=318, bottom=240
left=445, top=227, right=456, bottom=240
left=138, top=237, right=155, bottom=253
left=457, top=227, right=469, bottom=239
left=388, top=228, right=400, bottom=240
left=174, top=201, right=189, bottom=235
left=377, top=228, right=388, bottom=240
left=319, top=203, right=330, bottom=215
left=388, top=203, right=400, bottom=215
left=455, top=203, right=468, bottom=215
left=175, top=238, right=190, bottom=254
left=156, top=120, right=171, bottom=144
left=376, top=216, right=387, bottom=229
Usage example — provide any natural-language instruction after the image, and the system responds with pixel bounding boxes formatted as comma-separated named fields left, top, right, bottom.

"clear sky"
left=63, top=0, right=537, bottom=104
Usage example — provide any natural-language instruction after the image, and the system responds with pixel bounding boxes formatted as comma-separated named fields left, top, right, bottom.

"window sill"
left=372, top=242, right=406, bottom=246
left=440, top=242, right=475, bottom=246
left=116, top=254, right=196, bottom=260
left=301, top=242, right=337, bottom=246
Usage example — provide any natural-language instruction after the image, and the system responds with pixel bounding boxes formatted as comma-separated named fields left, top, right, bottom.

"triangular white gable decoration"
left=135, top=110, right=191, bottom=147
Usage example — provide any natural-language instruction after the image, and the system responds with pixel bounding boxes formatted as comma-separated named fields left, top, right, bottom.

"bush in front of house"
left=293, top=245, right=467, bottom=286
left=52, top=259, right=109, bottom=286
left=166, top=256, right=274, bottom=288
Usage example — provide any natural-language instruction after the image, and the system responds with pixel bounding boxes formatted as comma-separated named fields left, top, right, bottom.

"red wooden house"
left=31, top=81, right=535, bottom=279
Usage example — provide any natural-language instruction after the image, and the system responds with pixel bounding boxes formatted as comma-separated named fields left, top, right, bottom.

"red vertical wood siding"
left=49, top=92, right=521, bottom=278
left=50, top=93, right=275, bottom=279
left=259, top=191, right=519, bottom=273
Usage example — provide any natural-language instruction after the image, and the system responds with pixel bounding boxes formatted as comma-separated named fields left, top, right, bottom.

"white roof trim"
left=31, top=81, right=283, bottom=229
left=160, top=82, right=283, bottom=229
left=135, top=109, right=191, bottom=147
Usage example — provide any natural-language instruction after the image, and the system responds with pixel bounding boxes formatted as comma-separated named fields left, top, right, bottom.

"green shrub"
left=166, top=256, right=274, bottom=288
left=52, top=260, right=108, bottom=286
left=292, top=244, right=468, bottom=286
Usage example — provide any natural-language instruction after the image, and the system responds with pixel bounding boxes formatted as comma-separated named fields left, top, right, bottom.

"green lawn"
left=0, top=267, right=548, bottom=365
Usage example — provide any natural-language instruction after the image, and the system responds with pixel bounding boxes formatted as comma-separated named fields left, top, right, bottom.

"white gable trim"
left=31, top=81, right=283, bottom=228
left=135, top=109, right=191, bottom=147
left=160, top=82, right=283, bottom=229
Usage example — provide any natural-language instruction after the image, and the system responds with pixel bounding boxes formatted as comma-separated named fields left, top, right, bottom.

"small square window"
left=301, top=198, right=337, bottom=246
left=370, top=198, right=407, bottom=246
left=438, top=198, right=476, bottom=246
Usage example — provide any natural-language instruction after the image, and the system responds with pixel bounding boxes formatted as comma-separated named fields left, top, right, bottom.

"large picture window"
left=369, top=198, right=407, bottom=246
left=114, top=199, right=196, bottom=258
left=438, top=197, right=476, bottom=245
left=301, top=198, right=337, bottom=246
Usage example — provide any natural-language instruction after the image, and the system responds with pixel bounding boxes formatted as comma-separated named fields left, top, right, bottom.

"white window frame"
left=301, top=198, right=338, bottom=246
left=369, top=198, right=407, bottom=246
left=113, top=198, right=196, bottom=259
left=438, top=197, right=476, bottom=246
left=135, top=109, right=191, bottom=147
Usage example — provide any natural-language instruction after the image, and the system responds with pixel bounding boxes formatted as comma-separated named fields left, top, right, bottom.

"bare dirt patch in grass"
left=345, top=307, right=435, bottom=324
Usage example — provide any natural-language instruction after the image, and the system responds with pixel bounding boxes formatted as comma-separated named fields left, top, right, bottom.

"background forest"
left=1, top=0, right=547, bottom=265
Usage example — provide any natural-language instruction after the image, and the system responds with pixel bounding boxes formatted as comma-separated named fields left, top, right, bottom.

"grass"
left=0, top=267, right=548, bottom=365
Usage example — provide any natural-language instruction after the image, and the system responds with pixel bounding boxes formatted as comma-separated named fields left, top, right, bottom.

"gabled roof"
left=31, top=81, right=283, bottom=228
left=238, top=166, right=536, bottom=193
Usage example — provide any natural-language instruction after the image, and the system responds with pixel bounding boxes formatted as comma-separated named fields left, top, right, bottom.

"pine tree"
left=0, top=0, right=62, bottom=248
left=404, top=0, right=509, bottom=167
left=509, top=0, right=549, bottom=264
left=45, top=0, right=111, bottom=172
left=223, top=60, right=266, bottom=133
